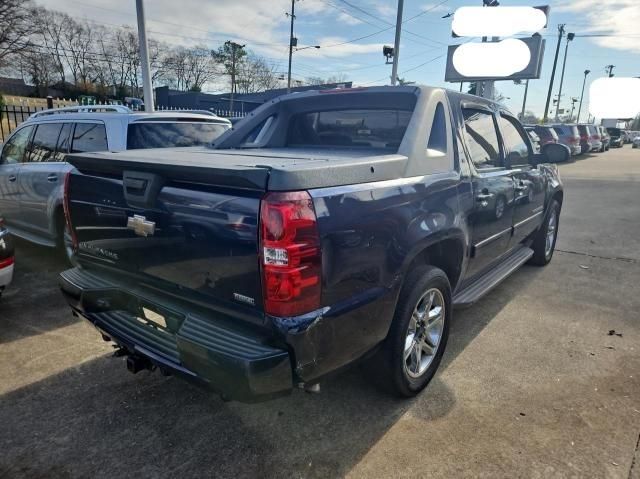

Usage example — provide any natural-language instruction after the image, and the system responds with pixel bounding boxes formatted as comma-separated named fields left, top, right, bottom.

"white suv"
left=0, top=106, right=231, bottom=259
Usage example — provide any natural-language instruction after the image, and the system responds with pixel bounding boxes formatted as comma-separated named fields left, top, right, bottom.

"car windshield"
left=126, top=122, right=230, bottom=149
left=287, top=109, right=412, bottom=150
left=607, top=128, right=621, bottom=136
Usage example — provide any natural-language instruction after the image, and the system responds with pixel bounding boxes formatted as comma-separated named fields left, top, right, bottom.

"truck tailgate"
left=65, top=153, right=267, bottom=314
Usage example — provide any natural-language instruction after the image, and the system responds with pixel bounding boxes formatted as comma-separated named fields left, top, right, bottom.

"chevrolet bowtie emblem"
left=127, top=215, right=155, bottom=237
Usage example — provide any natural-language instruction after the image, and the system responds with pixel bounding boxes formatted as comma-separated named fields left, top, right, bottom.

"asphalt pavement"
left=0, top=147, right=639, bottom=478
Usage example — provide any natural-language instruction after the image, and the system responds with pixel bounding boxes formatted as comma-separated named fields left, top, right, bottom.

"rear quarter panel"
left=296, top=173, right=465, bottom=379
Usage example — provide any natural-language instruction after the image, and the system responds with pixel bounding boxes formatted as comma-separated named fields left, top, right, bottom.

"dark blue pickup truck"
left=59, top=86, right=563, bottom=402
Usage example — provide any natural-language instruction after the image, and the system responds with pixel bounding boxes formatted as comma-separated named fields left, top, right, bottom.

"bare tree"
left=32, top=8, right=70, bottom=85
left=22, top=49, right=58, bottom=96
left=0, top=0, right=38, bottom=69
left=62, top=20, right=94, bottom=90
left=162, top=46, right=218, bottom=91
left=236, top=57, right=281, bottom=93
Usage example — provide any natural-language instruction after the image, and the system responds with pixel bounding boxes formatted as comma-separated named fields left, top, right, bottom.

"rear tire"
left=528, top=199, right=560, bottom=266
left=376, top=265, right=451, bottom=397
left=56, top=211, right=76, bottom=266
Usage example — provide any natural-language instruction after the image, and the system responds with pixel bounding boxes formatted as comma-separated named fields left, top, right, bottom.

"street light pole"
left=520, top=79, right=529, bottom=120
left=554, top=32, right=574, bottom=121
left=135, top=0, right=154, bottom=112
left=543, top=24, right=565, bottom=123
left=576, top=69, right=590, bottom=123
left=286, top=0, right=296, bottom=93
left=390, top=0, right=404, bottom=86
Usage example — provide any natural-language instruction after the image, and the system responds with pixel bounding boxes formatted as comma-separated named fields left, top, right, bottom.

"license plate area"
left=134, top=301, right=183, bottom=333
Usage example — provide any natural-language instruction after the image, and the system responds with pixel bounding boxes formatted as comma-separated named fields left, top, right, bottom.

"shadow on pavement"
left=0, top=239, right=72, bottom=344
left=0, top=253, right=544, bottom=478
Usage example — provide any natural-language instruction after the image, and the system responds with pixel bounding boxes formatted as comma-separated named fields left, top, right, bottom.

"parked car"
left=633, top=135, right=640, bottom=148
left=576, top=125, right=593, bottom=154
left=598, top=126, right=610, bottom=151
left=526, top=129, right=541, bottom=154
left=0, top=216, right=14, bottom=298
left=0, top=105, right=231, bottom=261
left=550, top=124, right=581, bottom=156
left=607, top=127, right=624, bottom=148
left=585, top=124, right=603, bottom=152
left=60, top=86, right=564, bottom=402
left=524, top=125, right=569, bottom=162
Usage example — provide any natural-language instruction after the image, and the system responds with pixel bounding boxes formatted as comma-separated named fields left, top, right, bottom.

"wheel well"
left=551, top=190, right=563, bottom=207
left=410, top=239, right=464, bottom=291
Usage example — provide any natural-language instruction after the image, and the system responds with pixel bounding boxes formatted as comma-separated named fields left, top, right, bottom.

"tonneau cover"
left=66, top=147, right=408, bottom=191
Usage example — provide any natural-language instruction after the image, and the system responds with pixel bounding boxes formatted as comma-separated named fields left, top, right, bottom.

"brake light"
left=63, top=171, right=78, bottom=251
left=259, top=191, right=321, bottom=317
left=0, top=256, right=14, bottom=269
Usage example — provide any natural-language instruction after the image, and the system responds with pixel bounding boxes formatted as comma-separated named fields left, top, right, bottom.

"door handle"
left=8, top=175, right=17, bottom=182
left=47, top=174, right=58, bottom=182
left=476, top=193, right=494, bottom=201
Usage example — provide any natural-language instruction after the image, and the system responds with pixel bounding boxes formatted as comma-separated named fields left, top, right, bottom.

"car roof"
left=23, top=108, right=231, bottom=125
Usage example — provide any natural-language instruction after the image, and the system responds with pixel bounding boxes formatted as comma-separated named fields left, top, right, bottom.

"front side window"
left=71, top=123, right=108, bottom=153
left=462, top=109, right=501, bottom=169
left=497, top=115, right=530, bottom=166
left=0, top=126, right=34, bottom=165
left=28, top=123, right=63, bottom=163
left=287, top=109, right=411, bottom=150
left=127, top=122, right=230, bottom=149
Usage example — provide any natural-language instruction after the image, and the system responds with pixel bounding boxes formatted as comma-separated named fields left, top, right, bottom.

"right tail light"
left=259, top=191, right=321, bottom=317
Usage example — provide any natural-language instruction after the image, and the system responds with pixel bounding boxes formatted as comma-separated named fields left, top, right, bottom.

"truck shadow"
left=0, top=265, right=544, bottom=479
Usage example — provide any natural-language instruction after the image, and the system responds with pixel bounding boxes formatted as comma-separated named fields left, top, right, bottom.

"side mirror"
left=534, top=144, right=569, bottom=165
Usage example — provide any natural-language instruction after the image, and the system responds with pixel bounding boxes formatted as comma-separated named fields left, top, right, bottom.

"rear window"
left=287, top=109, right=411, bottom=150
left=127, top=122, right=229, bottom=149
left=72, top=123, right=108, bottom=153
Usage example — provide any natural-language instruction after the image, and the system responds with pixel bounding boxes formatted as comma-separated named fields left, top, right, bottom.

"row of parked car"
left=523, top=123, right=638, bottom=160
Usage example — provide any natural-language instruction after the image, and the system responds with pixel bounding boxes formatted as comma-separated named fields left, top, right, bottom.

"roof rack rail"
left=30, top=105, right=132, bottom=118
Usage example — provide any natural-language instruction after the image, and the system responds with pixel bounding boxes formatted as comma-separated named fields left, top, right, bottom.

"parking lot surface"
left=1, top=149, right=639, bottom=479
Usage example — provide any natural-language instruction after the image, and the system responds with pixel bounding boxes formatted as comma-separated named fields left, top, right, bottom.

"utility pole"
left=390, top=0, right=405, bottom=86
left=605, top=64, right=615, bottom=77
left=569, top=97, right=578, bottom=121
left=554, top=32, right=574, bottom=121
left=224, top=41, right=244, bottom=113
left=286, top=0, right=296, bottom=93
left=135, top=0, right=154, bottom=112
left=543, top=24, right=565, bottom=123
left=576, top=69, right=590, bottom=123
left=520, top=79, right=529, bottom=120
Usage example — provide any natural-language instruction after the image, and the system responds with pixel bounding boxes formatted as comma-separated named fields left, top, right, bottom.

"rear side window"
left=28, top=123, right=63, bottom=163
left=53, top=123, right=72, bottom=162
left=127, top=122, right=230, bottom=149
left=71, top=123, right=108, bottom=153
left=287, top=109, right=411, bottom=150
left=497, top=115, right=530, bottom=166
left=462, top=109, right=501, bottom=169
left=0, top=126, right=34, bottom=165
left=427, top=102, right=447, bottom=154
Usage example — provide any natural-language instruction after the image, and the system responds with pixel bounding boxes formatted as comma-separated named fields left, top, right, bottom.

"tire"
left=528, top=199, right=560, bottom=266
left=376, top=265, right=451, bottom=397
left=56, top=210, right=76, bottom=266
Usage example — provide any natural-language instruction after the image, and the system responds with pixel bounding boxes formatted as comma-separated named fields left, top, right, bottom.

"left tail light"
left=259, top=191, right=321, bottom=317
left=63, top=171, right=79, bottom=252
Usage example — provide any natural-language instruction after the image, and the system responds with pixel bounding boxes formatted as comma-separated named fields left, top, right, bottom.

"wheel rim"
left=545, top=211, right=557, bottom=257
left=404, top=288, right=445, bottom=379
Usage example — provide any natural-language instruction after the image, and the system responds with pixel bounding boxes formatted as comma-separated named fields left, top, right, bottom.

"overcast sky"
left=34, top=0, right=640, bottom=118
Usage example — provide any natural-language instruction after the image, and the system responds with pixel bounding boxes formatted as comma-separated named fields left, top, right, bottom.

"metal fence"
left=0, top=105, right=47, bottom=142
left=1, top=104, right=246, bottom=142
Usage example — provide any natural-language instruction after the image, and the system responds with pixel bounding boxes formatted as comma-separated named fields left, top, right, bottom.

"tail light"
left=592, top=134, right=600, bottom=140
left=259, top=191, right=321, bottom=317
left=63, top=171, right=79, bottom=252
left=0, top=256, right=14, bottom=269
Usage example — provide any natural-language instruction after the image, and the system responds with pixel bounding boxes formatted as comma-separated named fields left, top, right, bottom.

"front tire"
left=528, top=199, right=560, bottom=266
left=378, top=266, right=451, bottom=397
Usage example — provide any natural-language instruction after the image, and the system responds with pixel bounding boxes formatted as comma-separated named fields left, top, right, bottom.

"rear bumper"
left=0, top=264, right=13, bottom=289
left=0, top=229, right=14, bottom=289
left=59, top=267, right=293, bottom=402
